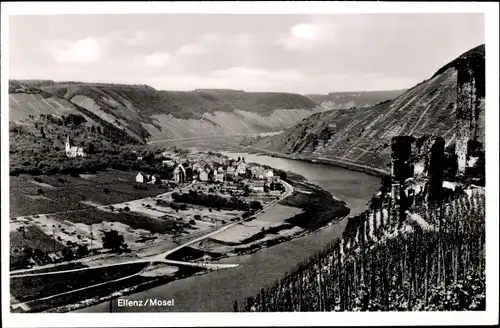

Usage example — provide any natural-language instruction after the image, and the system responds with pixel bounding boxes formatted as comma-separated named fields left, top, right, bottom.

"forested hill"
left=9, top=81, right=323, bottom=143
left=253, top=44, right=485, bottom=172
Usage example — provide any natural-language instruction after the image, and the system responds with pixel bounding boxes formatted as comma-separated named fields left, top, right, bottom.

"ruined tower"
left=455, top=46, right=485, bottom=175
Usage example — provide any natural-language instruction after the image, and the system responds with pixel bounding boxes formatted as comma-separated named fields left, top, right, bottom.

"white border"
left=1, top=2, right=499, bottom=327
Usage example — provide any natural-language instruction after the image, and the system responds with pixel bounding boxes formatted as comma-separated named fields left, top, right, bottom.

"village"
left=134, top=150, right=284, bottom=195
left=10, top=149, right=294, bottom=273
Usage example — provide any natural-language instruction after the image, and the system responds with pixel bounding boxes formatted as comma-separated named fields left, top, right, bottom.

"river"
left=77, top=150, right=381, bottom=312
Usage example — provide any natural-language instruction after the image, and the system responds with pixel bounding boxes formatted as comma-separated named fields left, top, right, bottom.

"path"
left=11, top=178, right=293, bottom=278
left=10, top=178, right=294, bottom=311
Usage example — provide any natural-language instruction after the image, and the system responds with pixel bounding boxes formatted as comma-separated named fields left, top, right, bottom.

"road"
left=10, top=180, right=294, bottom=310
left=11, top=179, right=293, bottom=279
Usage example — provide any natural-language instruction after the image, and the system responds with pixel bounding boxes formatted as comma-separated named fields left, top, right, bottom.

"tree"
left=76, top=245, right=90, bottom=257
left=426, top=137, right=445, bottom=205
left=62, top=248, right=74, bottom=261
left=87, top=143, right=95, bottom=154
left=33, top=248, right=46, bottom=261
left=40, top=126, right=46, bottom=138
left=102, top=230, right=127, bottom=252
left=250, top=201, right=263, bottom=211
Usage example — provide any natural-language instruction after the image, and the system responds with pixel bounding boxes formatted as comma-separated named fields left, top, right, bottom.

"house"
left=266, top=170, right=274, bottom=178
left=65, top=136, right=86, bottom=158
left=236, top=162, right=247, bottom=175
left=162, top=160, right=175, bottom=167
left=202, top=163, right=214, bottom=174
left=199, top=170, right=209, bottom=182
left=268, top=175, right=280, bottom=183
left=215, top=173, right=224, bottom=182
left=149, top=174, right=162, bottom=185
left=251, top=181, right=266, bottom=193
left=192, top=163, right=201, bottom=172
left=173, top=164, right=186, bottom=183
left=218, top=166, right=225, bottom=173
left=136, top=172, right=149, bottom=183
left=226, top=166, right=236, bottom=175
left=250, top=166, right=265, bottom=179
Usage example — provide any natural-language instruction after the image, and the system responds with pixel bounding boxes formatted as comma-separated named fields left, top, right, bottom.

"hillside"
left=253, top=44, right=485, bottom=172
left=305, top=89, right=406, bottom=110
left=9, top=81, right=322, bottom=143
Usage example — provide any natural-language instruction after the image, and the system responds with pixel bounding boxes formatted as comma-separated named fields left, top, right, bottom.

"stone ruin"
left=389, top=135, right=446, bottom=209
left=455, top=52, right=485, bottom=175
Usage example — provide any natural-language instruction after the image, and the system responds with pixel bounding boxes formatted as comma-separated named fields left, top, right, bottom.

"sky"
left=9, top=14, right=485, bottom=94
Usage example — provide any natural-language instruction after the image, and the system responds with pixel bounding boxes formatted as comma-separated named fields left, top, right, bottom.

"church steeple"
left=65, top=136, right=71, bottom=152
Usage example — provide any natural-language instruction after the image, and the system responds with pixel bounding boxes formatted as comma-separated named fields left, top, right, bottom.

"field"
left=198, top=203, right=302, bottom=248
left=11, top=263, right=203, bottom=313
left=10, top=171, right=167, bottom=217
left=10, top=262, right=149, bottom=303
left=10, top=224, right=67, bottom=254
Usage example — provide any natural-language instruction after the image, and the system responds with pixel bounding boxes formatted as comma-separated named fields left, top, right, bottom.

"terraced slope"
left=254, top=44, right=485, bottom=173
left=9, top=82, right=322, bottom=143
left=306, top=89, right=407, bottom=110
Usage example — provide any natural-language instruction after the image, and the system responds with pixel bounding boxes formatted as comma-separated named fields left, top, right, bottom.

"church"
left=65, top=136, right=86, bottom=158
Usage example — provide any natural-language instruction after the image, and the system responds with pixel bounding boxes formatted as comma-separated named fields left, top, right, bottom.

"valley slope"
left=253, top=44, right=485, bottom=173
left=9, top=82, right=324, bottom=143
left=305, top=89, right=406, bottom=110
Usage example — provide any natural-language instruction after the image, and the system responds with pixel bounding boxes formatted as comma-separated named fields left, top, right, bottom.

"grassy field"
left=14, top=264, right=204, bottom=313
left=10, top=262, right=148, bottom=303
left=53, top=209, right=178, bottom=235
left=19, top=262, right=88, bottom=274
left=10, top=225, right=66, bottom=254
left=10, top=171, right=167, bottom=217
left=279, top=181, right=350, bottom=229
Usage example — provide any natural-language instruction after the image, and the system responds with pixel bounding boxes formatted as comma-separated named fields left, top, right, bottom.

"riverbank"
left=243, top=146, right=389, bottom=178
left=170, top=178, right=350, bottom=262
left=76, top=151, right=380, bottom=312
left=27, top=162, right=349, bottom=313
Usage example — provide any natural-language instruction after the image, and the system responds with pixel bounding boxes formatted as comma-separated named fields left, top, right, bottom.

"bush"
left=123, top=206, right=130, bottom=212
left=37, top=189, right=44, bottom=195
left=189, top=219, right=196, bottom=225
left=249, top=201, right=263, bottom=211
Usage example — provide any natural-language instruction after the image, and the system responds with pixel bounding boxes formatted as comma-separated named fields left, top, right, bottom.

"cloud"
left=124, top=31, right=150, bottom=47
left=276, top=22, right=335, bottom=52
left=291, top=23, right=319, bottom=39
left=177, top=33, right=221, bottom=55
left=141, top=52, right=171, bottom=67
left=51, top=38, right=102, bottom=64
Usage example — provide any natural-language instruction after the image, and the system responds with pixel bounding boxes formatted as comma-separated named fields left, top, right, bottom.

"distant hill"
left=254, top=44, right=485, bottom=173
left=9, top=81, right=323, bottom=143
left=305, top=90, right=407, bottom=110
